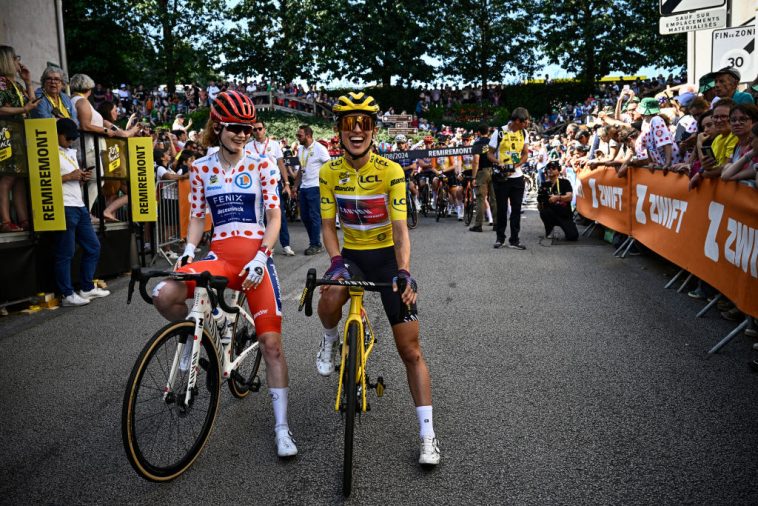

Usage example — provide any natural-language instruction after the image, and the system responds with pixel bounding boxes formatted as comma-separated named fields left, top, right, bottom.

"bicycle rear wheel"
left=342, top=321, right=359, bottom=497
left=122, top=321, right=221, bottom=482
left=228, top=291, right=263, bottom=399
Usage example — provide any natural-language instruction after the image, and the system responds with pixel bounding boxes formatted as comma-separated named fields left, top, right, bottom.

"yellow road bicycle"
left=299, top=268, right=409, bottom=497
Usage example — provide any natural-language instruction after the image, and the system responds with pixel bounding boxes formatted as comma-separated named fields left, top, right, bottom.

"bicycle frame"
left=168, top=287, right=259, bottom=407
left=334, top=286, right=376, bottom=413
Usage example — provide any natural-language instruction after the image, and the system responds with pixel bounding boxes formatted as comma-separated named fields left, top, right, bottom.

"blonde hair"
left=0, top=45, right=17, bottom=78
left=200, top=118, right=219, bottom=148
left=70, top=74, right=95, bottom=93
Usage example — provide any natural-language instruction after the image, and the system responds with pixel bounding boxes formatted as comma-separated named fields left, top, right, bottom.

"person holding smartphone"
left=0, top=45, right=38, bottom=232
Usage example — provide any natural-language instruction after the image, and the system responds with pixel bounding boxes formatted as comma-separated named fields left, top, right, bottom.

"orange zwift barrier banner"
left=575, top=167, right=631, bottom=235
left=178, top=179, right=213, bottom=238
left=631, top=171, right=758, bottom=317
left=575, top=166, right=758, bottom=318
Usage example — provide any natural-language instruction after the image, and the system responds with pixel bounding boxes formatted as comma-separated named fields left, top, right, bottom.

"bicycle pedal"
left=248, top=376, right=261, bottom=392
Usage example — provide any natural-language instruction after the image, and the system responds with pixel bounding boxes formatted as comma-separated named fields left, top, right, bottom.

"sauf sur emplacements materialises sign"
left=659, top=0, right=727, bottom=35
left=24, top=118, right=66, bottom=232
left=127, top=137, right=157, bottom=222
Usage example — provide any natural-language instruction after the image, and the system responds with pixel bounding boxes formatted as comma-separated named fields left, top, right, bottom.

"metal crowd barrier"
left=150, top=179, right=182, bottom=265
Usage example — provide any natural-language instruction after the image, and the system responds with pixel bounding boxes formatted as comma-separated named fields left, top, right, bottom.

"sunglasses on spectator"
left=712, top=114, right=729, bottom=121
left=253, top=126, right=265, bottom=131
left=338, top=115, right=374, bottom=132
left=220, top=123, right=253, bottom=135
left=45, top=77, right=62, bottom=83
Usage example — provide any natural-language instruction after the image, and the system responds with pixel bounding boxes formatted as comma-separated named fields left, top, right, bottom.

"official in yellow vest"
left=487, top=107, right=530, bottom=249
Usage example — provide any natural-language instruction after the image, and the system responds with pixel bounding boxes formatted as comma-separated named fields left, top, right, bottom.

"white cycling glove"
left=240, top=249, right=269, bottom=289
left=176, top=243, right=196, bottom=270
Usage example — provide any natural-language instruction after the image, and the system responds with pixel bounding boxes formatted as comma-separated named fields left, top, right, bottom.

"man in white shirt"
left=295, top=124, right=332, bottom=255
left=247, top=120, right=296, bottom=256
left=207, top=80, right=220, bottom=101
left=54, top=119, right=111, bottom=306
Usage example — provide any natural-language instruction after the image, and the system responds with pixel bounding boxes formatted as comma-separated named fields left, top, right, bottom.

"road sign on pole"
left=712, top=23, right=756, bottom=83
left=659, top=0, right=727, bottom=35
left=660, top=0, right=725, bottom=16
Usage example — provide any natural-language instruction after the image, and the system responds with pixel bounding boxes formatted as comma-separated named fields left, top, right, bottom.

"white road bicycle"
left=121, top=268, right=262, bottom=482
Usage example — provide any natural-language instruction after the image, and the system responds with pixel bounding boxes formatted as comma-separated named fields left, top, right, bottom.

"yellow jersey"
left=319, top=153, right=407, bottom=250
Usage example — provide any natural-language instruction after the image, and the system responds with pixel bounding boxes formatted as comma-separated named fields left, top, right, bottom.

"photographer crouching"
left=537, top=161, right=578, bottom=241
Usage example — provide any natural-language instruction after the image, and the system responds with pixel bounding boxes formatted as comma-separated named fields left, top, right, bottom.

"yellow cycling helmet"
left=332, top=92, right=380, bottom=117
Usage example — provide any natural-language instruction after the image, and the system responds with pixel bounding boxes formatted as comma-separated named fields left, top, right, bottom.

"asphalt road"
left=1, top=204, right=757, bottom=505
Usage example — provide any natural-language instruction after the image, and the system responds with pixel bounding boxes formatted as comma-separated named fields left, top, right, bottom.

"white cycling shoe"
left=316, top=337, right=338, bottom=377
left=275, top=430, right=298, bottom=458
left=419, top=436, right=441, bottom=466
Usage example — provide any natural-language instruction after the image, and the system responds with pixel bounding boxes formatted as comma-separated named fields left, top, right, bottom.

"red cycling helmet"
left=317, top=139, right=329, bottom=148
left=210, top=90, right=256, bottom=124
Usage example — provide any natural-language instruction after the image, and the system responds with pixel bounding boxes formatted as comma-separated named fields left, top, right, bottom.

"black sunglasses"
left=253, top=126, right=265, bottom=131
left=220, top=123, right=253, bottom=135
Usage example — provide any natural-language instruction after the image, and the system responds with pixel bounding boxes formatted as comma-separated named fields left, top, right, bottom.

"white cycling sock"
left=270, top=387, right=289, bottom=432
left=486, top=208, right=493, bottom=223
left=323, top=325, right=339, bottom=344
left=416, top=405, right=435, bottom=439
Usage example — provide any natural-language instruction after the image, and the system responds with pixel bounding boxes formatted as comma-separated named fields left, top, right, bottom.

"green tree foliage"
left=532, top=0, right=686, bottom=89
left=129, top=0, right=225, bottom=92
left=434, top=0, right=537, bottom=90
left=63, top=0, right=153, bottom=86
left=216, top=0, right=312, bottom=83
left=310, top=0, right=436, bottom=87
left=64, top=0, right=223, bottom=91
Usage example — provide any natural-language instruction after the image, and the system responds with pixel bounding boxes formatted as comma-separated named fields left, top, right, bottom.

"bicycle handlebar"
left=298, top=268, right=407, bottom=317
left=127, top=268, right=240, bottom=314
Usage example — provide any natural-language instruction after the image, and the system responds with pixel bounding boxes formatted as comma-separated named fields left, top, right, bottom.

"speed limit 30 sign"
left=712, top=24, right=755, bottom=83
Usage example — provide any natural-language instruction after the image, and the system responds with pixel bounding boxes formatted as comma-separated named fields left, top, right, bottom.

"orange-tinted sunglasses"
left=338, top=115, right=375, bottom=132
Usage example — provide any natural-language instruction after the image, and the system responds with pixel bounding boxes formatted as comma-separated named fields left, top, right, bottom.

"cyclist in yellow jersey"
left=317, top=92, right=440, bottom=466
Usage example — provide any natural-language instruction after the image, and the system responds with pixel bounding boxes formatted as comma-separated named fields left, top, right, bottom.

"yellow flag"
left=24, top=119, right=66, bottom=231
left=128, top=137, right=157, bottom=222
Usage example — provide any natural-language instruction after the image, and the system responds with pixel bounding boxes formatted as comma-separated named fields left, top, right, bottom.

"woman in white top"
left=72, top=74, right=141, bottom=220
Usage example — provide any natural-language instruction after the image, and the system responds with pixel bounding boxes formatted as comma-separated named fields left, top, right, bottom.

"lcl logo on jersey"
left=235, top=173, right=252, bottom=189
left=358, top=174, right=381, bottom=190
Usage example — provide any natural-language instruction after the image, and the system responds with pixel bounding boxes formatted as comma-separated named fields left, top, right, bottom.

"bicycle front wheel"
left=464, top=197, right=474, bottom=226
left=122, top=321, right=221, bottom=482
left=342, top=321, right=360, bottom=497
left=407, top=192, right=418, bottom=230
left=229, top=292, right=263, bottom=399
left=436, top=191, right=446, bottom=222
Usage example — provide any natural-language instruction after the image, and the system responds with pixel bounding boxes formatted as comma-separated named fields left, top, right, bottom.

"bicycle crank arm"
left=229, top=370, right=261, bottom=392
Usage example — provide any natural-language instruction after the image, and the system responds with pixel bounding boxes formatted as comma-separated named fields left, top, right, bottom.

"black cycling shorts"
left=341, top=246, right=418, bottom=326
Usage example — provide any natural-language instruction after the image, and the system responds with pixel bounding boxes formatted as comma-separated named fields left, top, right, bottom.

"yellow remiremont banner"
left=127, top=137, right=156, bottom=222
left=24, top=118, right=65, bottom=232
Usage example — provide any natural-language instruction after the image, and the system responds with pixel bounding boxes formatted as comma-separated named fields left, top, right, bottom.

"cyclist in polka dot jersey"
left=153, top=90, right=298, bottom=459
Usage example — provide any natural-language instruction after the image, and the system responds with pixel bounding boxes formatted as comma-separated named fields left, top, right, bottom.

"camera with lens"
left=537, top=183, right=551, bottom=210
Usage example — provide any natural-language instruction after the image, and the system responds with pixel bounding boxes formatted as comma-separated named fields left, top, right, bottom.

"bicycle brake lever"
left=300, top=268, right=317, bottom=316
